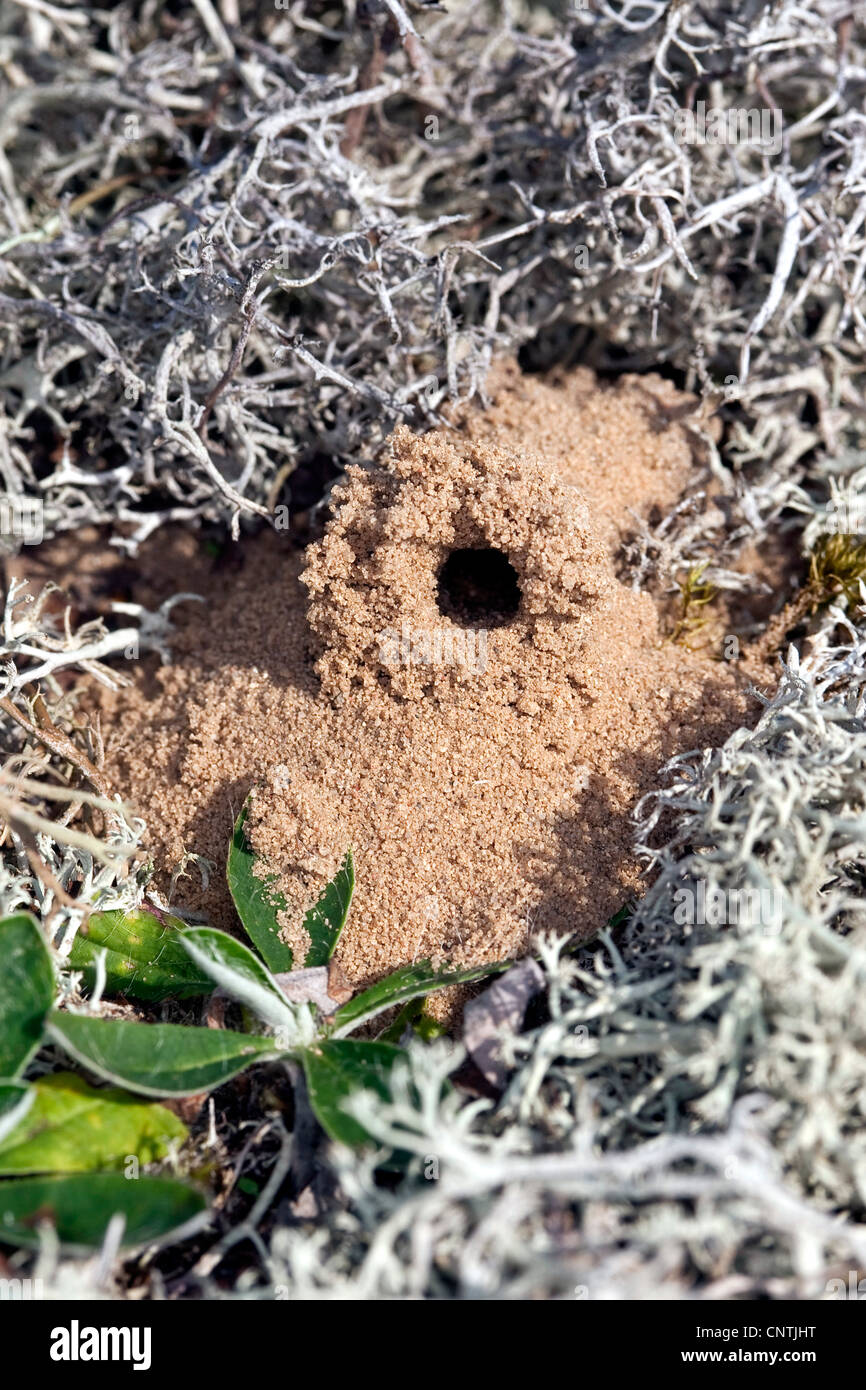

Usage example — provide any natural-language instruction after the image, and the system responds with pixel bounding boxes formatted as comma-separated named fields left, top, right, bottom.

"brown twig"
left=339, top=34, right=387, bottom=158
left=0, top=693, right=113, bottom=800
left=197, top=306, right=256, bottom=440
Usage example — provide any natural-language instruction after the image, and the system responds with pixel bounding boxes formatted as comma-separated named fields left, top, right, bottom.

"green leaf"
left=303, top=850, right=354, bottom=967
left=331, top=959, right=509, bottom=1037
left=0, top=1173, right=206, bottom=1251
left=46, top=1012, right=278, bottom=1098
left=376, top=998, right=423, bottom=1044
left=0, top=1084, right=33, bottom=1145
left=0, top=913, right=54, bottom=1078
left=227, top=802, right=294, bottom=973
left=67, top=908, right=214, bottom=1002
left=377, top=1000, right=447, bottom=1044
left=179, top=928, right=315, bottom=1046
left=301, top=1039, right=402, bottom=1147
left=0, top=1072, right=186, bottom=1175
left=607, top=902, right=633, bottom=930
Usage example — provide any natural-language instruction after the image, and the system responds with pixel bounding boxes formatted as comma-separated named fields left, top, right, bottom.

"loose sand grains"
left=88, top=363, right=759, bottom=996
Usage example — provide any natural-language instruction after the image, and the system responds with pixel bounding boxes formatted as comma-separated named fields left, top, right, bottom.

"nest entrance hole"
left=435, top=547, right=521, bottom=629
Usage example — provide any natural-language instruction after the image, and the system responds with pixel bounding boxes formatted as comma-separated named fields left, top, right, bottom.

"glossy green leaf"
left=0, top=1173, right=206, bottom=1251
left=302, top=1039, right=401, bottom=1146
left=0, top=1072, right=186, bottom=1175
left=0, top=913, right=54, bottom=1078
left=331, top=958, right=509, bottom=1037
left=46, top=1012, right=278, bottom=1098
left=67, top=908, right=214, bottom=1002
left=180, top=928, right=314, bottom=1046
left=303, top=850, right=354, bottom=967
left=0, top=1083, right=33, bottom=1145
left=227, top=803, right=293, bottom=973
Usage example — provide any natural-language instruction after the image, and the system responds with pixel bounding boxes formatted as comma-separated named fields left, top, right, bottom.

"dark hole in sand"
left=436, top=547, right=521, bottom=628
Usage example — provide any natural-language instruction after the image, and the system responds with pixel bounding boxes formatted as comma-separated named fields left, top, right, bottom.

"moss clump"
left=807, top=534, right=866, bottom=611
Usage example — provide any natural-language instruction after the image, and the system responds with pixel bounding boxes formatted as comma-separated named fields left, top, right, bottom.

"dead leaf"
left=273, top=965, right=350, bottom=1013
left=462, top=957, right=544, bottom=1090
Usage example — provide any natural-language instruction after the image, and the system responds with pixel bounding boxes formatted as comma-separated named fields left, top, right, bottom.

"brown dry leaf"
left=462, top=957, right=545, bottom=1090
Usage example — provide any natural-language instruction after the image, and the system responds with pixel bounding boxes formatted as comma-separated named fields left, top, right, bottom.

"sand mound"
left=303, top=423, right=611, bottom=708
left=62, top=365, right=760, bottom=1000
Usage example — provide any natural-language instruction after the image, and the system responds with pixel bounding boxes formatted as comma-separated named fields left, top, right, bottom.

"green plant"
left=0, top=914, right=206, bottom=1251
left=0, top=806, right=505, bottom=1250
left=668, top=561, right=718, bottom=646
